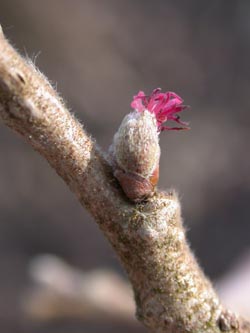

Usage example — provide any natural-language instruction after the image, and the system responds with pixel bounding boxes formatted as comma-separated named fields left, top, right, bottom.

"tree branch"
left=24, top=255, right=136, bottom=322
left=0, top=26, right=249, bottom=333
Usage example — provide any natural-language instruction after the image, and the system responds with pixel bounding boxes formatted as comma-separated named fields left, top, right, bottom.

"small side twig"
left=24, top=255, right=135, bottom=322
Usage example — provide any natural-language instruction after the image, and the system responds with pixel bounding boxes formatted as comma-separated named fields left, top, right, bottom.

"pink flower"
left=131, top=88, right=189, bottom=131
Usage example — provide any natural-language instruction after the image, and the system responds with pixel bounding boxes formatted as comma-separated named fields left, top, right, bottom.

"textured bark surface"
left=0, top=26, right=249, bottom=333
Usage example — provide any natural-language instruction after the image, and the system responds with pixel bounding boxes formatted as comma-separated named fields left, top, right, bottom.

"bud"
left=110, top=110, right=160, bottom=202
left=110, top=88, right=189, bottom=202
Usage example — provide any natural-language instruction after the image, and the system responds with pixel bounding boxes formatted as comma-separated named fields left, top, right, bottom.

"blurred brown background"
left=0, top=0, right=250, bottom=332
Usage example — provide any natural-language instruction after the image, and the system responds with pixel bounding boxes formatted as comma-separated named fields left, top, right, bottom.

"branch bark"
left=0, top=26, right=249, bottom=333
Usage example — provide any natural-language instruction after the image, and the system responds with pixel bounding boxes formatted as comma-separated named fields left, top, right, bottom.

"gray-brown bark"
left=0, top=26, right=249, bottom=333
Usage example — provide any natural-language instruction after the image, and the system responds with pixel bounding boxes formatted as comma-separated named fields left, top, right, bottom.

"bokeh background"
left=0, top=1, right=250, bottom=332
